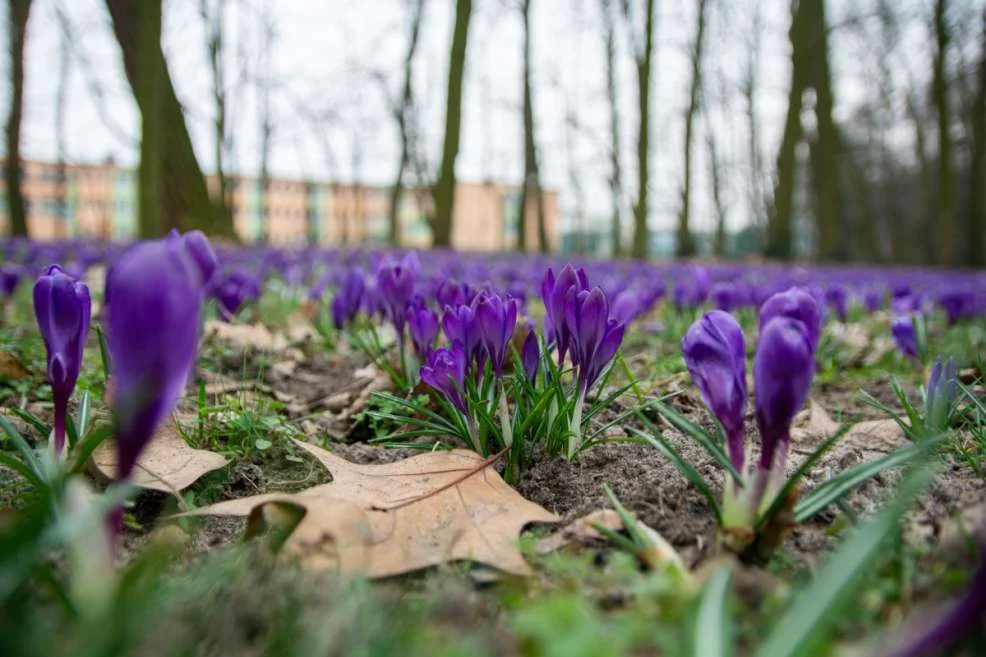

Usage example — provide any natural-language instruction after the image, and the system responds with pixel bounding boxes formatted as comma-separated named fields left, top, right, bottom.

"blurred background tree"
left=1, top=0, right=984, bottom=265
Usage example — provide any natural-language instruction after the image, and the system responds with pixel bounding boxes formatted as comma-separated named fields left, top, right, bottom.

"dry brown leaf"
left=92, top=419, right=228, bottom=494
left=184, top=441, right=560, bottom=577
left=535, top=509, right=622, bottom=555
left=791, top=400, right=907, bottom=457
left=0, top=352, right=29, bottom=380
left=204, top=320, right=286, bottom=351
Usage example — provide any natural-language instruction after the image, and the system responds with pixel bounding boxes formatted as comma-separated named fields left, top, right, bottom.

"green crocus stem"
left=567, top=382, right=588, bottom=459
left=498, top=383, right=513, bottom=448
left=466, top=413, right=481, bottom=453
left=53, top=394, right=68, bottom=458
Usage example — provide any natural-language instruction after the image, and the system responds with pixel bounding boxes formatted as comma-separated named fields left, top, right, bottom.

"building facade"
left=0, top=159, right=559, bottom=251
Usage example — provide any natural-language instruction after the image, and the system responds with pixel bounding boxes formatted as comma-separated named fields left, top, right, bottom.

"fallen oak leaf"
left=91, top=419, right=227, bottom=494
left=535, top=509, right=622, bottom=555
left=791, top=400, right=907, bottom=457
left=0, top=352, right=29, bottom=380
left=181, top=440, right=560, bottom=577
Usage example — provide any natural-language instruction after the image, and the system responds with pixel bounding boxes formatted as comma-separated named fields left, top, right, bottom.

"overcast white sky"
left=1, top=0, right=965, bottom=237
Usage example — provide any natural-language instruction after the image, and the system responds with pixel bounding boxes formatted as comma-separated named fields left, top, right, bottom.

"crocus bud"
left=331, top=268, right=366, bottom=329
left=407, top=297, right=438, bottom=358
left=925, top=356, right=957, bottom=434
left=611, top=290, right=641, bottom=325
left=712, top=283, right=739, bottom=313
left=541, top=264, right=588, bottom=364
left=521, top=330, right=540, bottom=384
left=758, top=287, right=822, bottom=352
left=442, top=303, right=482, bottom=365
left=475, top=293, right=518, bottom=378
left=419, top=342, right=468, bottom=414
left=375, top=254, right=417, bottom=334
left=564, top=287, right=625, bottom=393
left=862, top=288, right=884, bottom=313
left=682, top=311, right=747, bottom=471
left=825, top=284, right=849, bottom=322
left=33, top=265, right=91, bottom=455
left=212, top=269, right=262, bottom=320
left=105, top=232, right=215, bottom=480
left=1, top=264, right=22, bottom=298
left=754, top=317, right=815, bottom=472
left=891, top=314, right=919, bottom=361
left=436, top=278, right=475, bottom=309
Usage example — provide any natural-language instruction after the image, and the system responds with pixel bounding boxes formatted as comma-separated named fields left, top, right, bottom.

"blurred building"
left=0, top=159, right=559, bottom=251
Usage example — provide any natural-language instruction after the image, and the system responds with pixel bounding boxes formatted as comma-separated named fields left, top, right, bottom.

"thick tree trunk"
left=601, top=0, right=623, bottom=257
left=4, top=0, right=32, bottom=238
left=388, top=0, right=425, bottom=246
left=55, top=17, right=70, bottom=238
left=806, top=0, right=842, bottom=261
left=105, top=0, right=235, bottom=238
left=969, top=8, right=986, bottom=267
left=630, top=0, right=656, bottom=259
left=137, top=0, right=163, bottom=238
left=767, top=13, right=806, bottom=261
left=675, top=0, right=707, bottom=258
left=932, top=0, right=956, bottom=265
left=743, top=3, right=765, bottom=244
left=432, top=0, right=472, bottom=248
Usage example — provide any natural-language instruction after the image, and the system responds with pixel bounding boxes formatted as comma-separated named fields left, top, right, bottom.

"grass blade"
left=795, top=440, right=934, bottom=523
left=0, top=414, right=42, bottom=476
left=695, top=566, right=734, bottom=657
left=756, top=466, right=935, bottom=657
left=646, top=402, right=741, bottom=483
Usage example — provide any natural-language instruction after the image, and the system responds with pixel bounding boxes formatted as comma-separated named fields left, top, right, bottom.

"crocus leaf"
left=630, top=426, right=722, bottom=522
left=694, top=565, right=734, bottom=657
left=756, top=466, right=935, bottom=657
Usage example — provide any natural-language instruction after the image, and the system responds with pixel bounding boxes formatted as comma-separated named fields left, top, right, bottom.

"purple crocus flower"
left=521, top=330, right=540, bottom=383
left=375, top=253, right=417, bottom=335
left=419, top=342, right=468, bottom=414
left=475, top=293, right=518, bottom=378
left=212, top=269, right=261, bottom=320
left=611, top=290, right=642, bottom=325
left=541, top=264, right=588, bottom=365
left=825, top=284, right=849, bottom=322
left=442, top=303, right=482, bottom=365
left=862, top=288, right=884, bottom=313
left=682, top=311, right=747, bottom=472
left=33, top=265, right=91, bottom=455
left=758, top=287, right=822, bottom=352
left=564, top=287, right=626, bottom=393
left=105, top=231, right=216, bottom=480
left=712, top=283, right=739, bottom=313
left=436, top=278, right=475, bottom=309
left=331, top=268, right=366, bottom=329
left=753, top=316, right=815, bottom=477
left=937, top=290, right=973, bottom=326
left=1, top=265, right=22, bottom=298
left=891, top=314, right=919, bottom=361
left=407, top=297, right=438, bottom=358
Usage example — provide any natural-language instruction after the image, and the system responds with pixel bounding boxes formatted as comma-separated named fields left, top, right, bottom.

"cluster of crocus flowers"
left=104, top=230, right=216, bottom=480
left=682, top=287, right=819, bottom=549
left=33, top=265, right=92, bottom=457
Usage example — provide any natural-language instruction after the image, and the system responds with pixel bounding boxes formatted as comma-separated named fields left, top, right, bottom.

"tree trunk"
left=517, top=0, right=547, bottom=253
left=105, top=0, right=235, bottom=238
left=906, top=90, right=934, bottom=265
left=767, top=0, right=810, bottom=260
left=805, top=0, right=842, bottom=261
left=55, top=9, right=71, bottom=237
left=743, top=3, right=765, bottom=244
left=630, top=0, right=656, bottom=259
left=675, top=0, right=708, bottom=258
left=388, top=0, right=426, bottom=246
left=137, top=0, right=163, bottom=238
left=201, top=0, right=230, bottom=218
left=4, top=0, right=32, bottom=238
left=933, top=0, right=956, bottom=266
left=708, top=130, right=727, bottom=257
left=601, top=0, right=623, bottom=257
left=969, top=7, right=986, bottom=267
left=432, top=0, right=472, bottom=248
left=258, top=4, right=273, bottom=242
